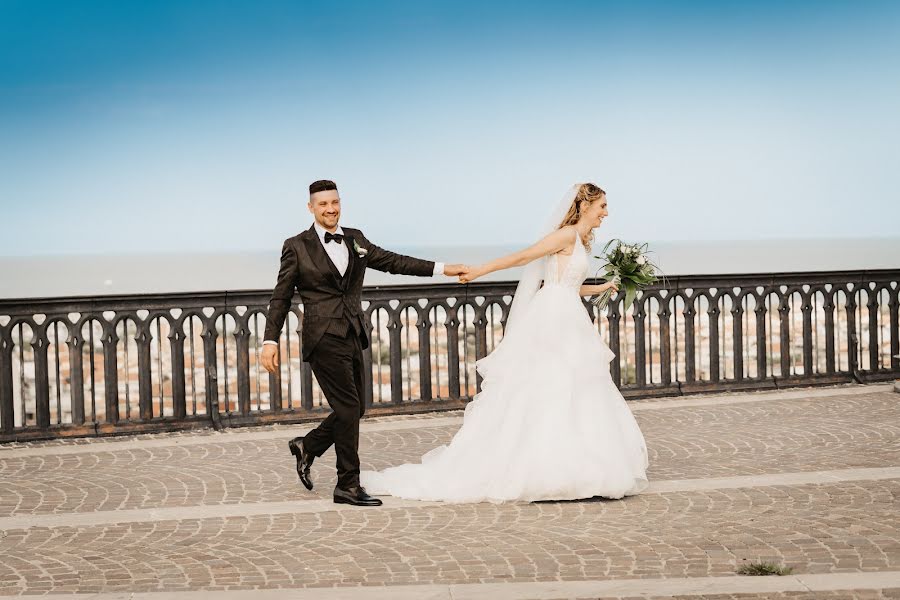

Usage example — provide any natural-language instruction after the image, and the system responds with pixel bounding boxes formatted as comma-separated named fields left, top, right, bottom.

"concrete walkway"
left=1, top=383, right=898, bottom=599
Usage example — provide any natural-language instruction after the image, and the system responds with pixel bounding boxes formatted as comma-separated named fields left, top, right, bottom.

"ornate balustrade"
left=1, top=268, right=897, bottom=442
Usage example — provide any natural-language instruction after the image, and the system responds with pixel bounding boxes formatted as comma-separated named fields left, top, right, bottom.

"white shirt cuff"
left=433, top=262, right=444, bottom=276
left=262, top=340, right=278, bottom=346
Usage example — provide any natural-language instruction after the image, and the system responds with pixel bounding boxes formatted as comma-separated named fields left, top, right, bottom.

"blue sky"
left=1, top=0, right=898, bottom=256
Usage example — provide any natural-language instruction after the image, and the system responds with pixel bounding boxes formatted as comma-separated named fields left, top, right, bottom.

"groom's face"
left=309, top=190, right=341, bottom=230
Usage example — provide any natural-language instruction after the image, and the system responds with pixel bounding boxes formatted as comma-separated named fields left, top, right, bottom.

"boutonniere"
left=351, top=239, right=369, bottom=258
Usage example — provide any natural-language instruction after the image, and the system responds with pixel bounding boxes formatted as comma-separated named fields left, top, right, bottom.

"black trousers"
left=303, top=329, right=367, bottom=489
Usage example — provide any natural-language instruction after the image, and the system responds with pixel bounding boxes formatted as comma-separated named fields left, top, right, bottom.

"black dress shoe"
left=288, top=436, right=314, bottom=490
left=333, top=485, right=383, bottom=506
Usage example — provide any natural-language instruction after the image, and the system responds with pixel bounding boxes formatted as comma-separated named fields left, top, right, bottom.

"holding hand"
left=444, top=264, right=470, bottom=277
left=459, top=266, right=484, bottom=284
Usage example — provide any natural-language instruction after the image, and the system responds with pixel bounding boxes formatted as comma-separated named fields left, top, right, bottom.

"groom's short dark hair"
left=309, top=179, right=338, bottom=195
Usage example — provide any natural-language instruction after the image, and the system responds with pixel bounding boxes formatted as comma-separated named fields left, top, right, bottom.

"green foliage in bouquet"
left=592, top=239, right=666, bottom=311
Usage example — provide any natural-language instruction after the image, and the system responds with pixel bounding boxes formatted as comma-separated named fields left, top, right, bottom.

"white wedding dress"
left=360, top=228, right=650, bottom=503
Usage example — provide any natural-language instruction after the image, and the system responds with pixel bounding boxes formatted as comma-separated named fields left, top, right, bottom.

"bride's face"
left=583, top=194, right=608, bottom=229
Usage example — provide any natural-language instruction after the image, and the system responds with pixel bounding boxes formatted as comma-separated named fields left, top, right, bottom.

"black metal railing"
left=1, top=268, right=897, bottom=442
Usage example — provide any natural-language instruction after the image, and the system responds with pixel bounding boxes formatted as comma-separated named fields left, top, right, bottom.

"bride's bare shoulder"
left=539, top=225, right=575, bottom=242
left=545, top=226, right=577, bottom=253
left=531, top=227, right=564, bottom=250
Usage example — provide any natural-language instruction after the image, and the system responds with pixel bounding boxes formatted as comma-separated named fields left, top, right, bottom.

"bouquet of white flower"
left=591, top=239, right=663, bottom=311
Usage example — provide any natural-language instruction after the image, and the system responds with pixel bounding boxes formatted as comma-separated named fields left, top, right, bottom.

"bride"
left=360, top=183, right=650, bottom=503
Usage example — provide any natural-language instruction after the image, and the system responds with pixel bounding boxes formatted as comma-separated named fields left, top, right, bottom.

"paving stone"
left=0, top=387, right=897, bottom=597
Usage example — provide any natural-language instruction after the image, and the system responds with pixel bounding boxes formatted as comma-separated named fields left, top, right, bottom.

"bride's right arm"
left=460, top=227, right=573, bottom=283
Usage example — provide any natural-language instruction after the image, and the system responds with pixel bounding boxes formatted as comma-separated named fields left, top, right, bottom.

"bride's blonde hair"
left=558, top=182, right=606, bottom=249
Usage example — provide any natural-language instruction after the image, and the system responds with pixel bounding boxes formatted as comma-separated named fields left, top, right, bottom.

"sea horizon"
left=1, top=236, right=897, bottom=301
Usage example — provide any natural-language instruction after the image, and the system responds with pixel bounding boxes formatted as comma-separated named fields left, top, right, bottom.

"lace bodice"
left=544, top=227, right=589, bottom=290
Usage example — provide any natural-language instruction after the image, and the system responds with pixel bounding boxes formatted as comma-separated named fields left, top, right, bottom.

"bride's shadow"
left=533, top=495, right=621, bottom=505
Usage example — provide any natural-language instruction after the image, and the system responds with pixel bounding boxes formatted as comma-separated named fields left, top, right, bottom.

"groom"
left=261, top=179, right=468, bottom=506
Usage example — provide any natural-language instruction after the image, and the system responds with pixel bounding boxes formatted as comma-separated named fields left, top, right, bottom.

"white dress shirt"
left=316, top=222, right=352, bottom=276
left=263, top=224, right=445, bottom=346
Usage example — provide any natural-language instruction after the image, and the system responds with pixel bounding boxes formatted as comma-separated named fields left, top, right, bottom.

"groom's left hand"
left=443, top=263, right=469, bottom=277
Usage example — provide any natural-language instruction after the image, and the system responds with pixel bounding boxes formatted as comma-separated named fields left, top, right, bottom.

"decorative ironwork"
left=0, top=269, right=897, bottom=442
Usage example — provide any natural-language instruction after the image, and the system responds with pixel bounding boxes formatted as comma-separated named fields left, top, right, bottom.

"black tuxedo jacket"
left=264, top=224, right=436, bottom=361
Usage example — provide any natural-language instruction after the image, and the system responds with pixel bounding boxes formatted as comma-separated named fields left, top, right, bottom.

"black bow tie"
left=324, top=232, right=344, bottom=244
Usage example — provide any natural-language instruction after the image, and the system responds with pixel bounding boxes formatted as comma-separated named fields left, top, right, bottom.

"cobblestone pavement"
left=0, top=383, right=898, bottom=599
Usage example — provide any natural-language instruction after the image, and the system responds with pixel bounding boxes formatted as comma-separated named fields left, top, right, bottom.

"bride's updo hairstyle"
left=558, top=182, right=606, bottom=249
